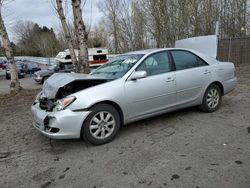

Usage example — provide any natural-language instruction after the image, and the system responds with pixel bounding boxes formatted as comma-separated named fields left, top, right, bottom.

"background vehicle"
left=0, top=59, right=7, bottom=69
left=5, top=62, right=25, bottom=79
left=55, top=48, right=109, bottom=67
left=33, top=62, right=73, bottom=84
left=23, top=62, right=41, bottom=74
left=31, top=48, right=237, bottom=145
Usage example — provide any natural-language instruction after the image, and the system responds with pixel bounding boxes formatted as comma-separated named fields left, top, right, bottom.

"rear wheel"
left=82, top=104, right=121, bottom=145
left=200, top=84, right=222, bottom=112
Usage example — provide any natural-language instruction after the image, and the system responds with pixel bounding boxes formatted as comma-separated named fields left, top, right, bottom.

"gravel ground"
left=0, top=65, right=249, bottom=188
left=0, top=68, right=42, bottom=94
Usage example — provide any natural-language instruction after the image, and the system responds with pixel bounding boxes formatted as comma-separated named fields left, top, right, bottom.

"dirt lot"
left=0, top=65, right=249, bottom=188
left=0, top=68, right=42, bottom=94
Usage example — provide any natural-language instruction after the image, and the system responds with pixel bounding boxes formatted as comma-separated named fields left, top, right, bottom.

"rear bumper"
left=222, top=77, right=237, bottom=95
left=31, top=103, right=90, bottom=139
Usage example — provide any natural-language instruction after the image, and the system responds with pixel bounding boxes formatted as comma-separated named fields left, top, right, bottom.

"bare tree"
left=55, top=0, right=78, bottom=72
left=131, top=1, right=148, bottom=50
left=88, top=21, right=108, bottom=48
left=97, top=0, right=250, bottom=52
left=98, top=0, right=120, bottom=53
left=72, top=0, right=90, bottom=73
left=0, top=1, right=21, bottom=91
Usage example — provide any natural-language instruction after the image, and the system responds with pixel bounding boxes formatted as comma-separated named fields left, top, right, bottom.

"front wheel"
left=199, top=84, right=222, bottom=112
left=82, top=104, right=121, bottom=145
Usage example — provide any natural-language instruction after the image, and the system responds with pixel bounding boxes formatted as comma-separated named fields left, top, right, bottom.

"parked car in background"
left=0, top=59, right=7, bottom=69
left=31, top=48, right=237, bottom=145
left=23, top=62, right=41, bottom=74
left=33, top=62, right=73, bottom=84
left=5, top=62, right=25, bottom=79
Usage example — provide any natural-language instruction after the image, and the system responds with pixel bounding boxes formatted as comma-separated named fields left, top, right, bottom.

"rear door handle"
left=166, top=77, right=175, bottom=82
left=204, top=70, right=211, bottom=74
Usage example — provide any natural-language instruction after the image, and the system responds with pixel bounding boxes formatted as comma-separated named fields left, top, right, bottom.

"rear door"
left=125, top=51, right=176, bottom=120
left=170, top=50, right=211, bottom=105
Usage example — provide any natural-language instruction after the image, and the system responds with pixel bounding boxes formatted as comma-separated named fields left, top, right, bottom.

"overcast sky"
left=2, top=0, right=103, bottom=41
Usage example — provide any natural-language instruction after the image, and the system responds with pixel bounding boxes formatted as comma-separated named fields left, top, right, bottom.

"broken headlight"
left=54, top=96, right=76, bottom=111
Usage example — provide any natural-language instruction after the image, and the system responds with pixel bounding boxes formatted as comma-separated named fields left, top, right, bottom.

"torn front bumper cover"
left=31, top=103, right=90, bottom=139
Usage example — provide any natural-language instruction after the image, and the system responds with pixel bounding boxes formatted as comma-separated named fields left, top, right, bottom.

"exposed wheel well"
left=42, top=76, right=49, bottom=84
left=210, top=81, right=224, bottom=95
left=89, top=101, right=124, bottom=125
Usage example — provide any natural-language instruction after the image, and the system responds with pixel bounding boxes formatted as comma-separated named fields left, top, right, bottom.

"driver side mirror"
left=130, top=71, right=147, bottom=80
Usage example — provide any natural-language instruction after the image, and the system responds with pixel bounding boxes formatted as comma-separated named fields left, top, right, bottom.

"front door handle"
left=204, top=70, right=211, bottom=74
left=166, top=77, right=175, bottom=82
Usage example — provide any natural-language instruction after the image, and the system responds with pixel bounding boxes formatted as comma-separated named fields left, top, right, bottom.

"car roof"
left=126, top=48, right=214, bottom=58
left=123, top=48, right=218, bottom=65
left=125, top=49, right=158, bottom=55
left=125, top=48, right=190, bottom=55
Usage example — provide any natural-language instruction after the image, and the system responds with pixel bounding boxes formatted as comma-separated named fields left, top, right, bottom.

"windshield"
left=16, top=64, right=22, bottom=69
left=91, top=54, right=143, bottom=79
left=47, top=62, right=59, bottom=71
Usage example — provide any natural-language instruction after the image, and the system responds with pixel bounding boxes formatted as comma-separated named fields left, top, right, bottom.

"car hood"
left=36, top=69, right=54, bottom=75
left=42, top=73, right=110, bottom=99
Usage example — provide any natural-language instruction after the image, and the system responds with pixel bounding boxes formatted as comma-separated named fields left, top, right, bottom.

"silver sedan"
left=31, top=48, right=237, bottom=145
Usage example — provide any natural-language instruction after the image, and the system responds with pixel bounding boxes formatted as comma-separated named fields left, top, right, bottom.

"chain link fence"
left=0, top=56, right=56, bottom=65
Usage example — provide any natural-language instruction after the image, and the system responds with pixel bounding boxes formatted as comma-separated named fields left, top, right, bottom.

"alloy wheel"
left=206, top=88, right=220, bottom=109
left=89, top=111, right=115, bottom=140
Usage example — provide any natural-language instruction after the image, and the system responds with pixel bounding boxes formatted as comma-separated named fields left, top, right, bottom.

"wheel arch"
left=209, top=81, right=224, bottom=95
left=87, top=100, right=124, bottom=125
left=80, top=100, right=124, bottom=141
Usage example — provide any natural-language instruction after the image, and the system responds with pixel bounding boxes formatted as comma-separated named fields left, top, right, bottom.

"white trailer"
left=55, top=48, right=109, bottom=66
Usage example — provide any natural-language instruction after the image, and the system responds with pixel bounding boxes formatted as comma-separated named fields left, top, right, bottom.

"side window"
left=197, top=57, right=208, bottom=67
left=137, top=52, right=171, bottom=76
left=171, top=50, right=207, bottom=71
left=65, top=55, right=71, bottom=59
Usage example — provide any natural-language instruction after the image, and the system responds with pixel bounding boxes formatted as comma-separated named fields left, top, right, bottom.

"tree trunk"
left=113, top=13, right=119, bottom=54
left=0, top=9, right=21, bottom=92
left=72, top=0, right=90, bottom=74
left=55, top=0, right=79, bottom=72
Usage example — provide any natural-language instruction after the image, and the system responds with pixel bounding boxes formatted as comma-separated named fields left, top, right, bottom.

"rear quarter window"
left=171, top=50, right=208, bottom=71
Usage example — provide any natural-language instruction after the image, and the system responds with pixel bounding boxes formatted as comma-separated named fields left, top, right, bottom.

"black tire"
left=199, top=84, right=222, bottom=112
left=81, top=104, right=121, bottom=145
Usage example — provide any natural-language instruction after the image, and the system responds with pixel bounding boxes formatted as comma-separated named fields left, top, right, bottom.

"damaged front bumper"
left=31, top=103, right=90, bottom=139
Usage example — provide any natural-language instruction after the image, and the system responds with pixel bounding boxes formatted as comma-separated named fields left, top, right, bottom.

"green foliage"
left=14, top=22, right=62, bottom=57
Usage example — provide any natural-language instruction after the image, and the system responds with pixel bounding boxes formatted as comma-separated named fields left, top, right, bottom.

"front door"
left=125, top=51, right=176, bottom=120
